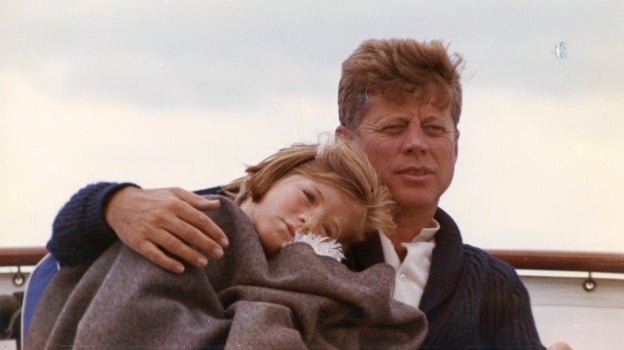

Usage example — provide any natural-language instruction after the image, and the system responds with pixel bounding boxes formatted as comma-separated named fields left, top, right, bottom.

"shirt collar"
left=379, top=219, right=440, bottom=267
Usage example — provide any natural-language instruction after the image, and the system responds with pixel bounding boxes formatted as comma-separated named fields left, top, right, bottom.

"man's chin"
left=391, top=190, right=438, bottom=206
left=392, top=195, right=440, bottom=214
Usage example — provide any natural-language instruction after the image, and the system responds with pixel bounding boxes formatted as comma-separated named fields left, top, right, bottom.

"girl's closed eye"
left=303, top=190, right=315, bottom=204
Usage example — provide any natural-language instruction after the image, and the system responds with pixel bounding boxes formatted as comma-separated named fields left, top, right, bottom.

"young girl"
left=26, top=140, right=427, bottom=350
left=220, top=140, right=396, bottom=259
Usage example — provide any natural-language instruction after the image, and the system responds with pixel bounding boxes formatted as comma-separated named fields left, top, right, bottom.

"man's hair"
left=220, top=140, right=395, bottom=244
left=338, top=38, right=464, bottom=130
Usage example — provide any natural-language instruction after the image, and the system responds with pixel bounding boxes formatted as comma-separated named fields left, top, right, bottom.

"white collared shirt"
left=379, top=220, right=440, bottom=308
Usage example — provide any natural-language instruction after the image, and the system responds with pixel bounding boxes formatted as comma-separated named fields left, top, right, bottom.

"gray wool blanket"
left=26, top=195, right=427, bottom=350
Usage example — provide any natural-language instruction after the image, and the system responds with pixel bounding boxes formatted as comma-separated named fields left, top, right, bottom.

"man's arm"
left=482, top=259, right=574, bottom=350
left=480, top=260, right=546, bottom=349
left=47, top=182, right=229, bottom=273
left=47, top=182, right=132, bottom=265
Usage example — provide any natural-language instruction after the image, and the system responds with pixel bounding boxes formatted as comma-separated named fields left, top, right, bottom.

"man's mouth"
left=396, top=166, right=434, bottom=176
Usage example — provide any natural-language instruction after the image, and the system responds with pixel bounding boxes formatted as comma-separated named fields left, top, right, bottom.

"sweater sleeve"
left=47, top=182, right=138, bottom=265
left=480, top=256, right=546, bottom=349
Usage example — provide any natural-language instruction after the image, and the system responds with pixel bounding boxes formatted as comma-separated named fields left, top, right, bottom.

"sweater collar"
left=344, top=207, right=464, bottom=314
left=418, top=207, right=464, bottom=314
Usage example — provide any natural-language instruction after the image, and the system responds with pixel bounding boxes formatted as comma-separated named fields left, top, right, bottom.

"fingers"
left=130, top=226, right=216, bottom=274
left=106, top=186, right=231, bottom=273
left=168, top=215, right=226, bottom=260
left=174, top=202, right=229, bottom=251
left=171, top=188, right=222, bottom=212
left=136, top=240, right=186, bottom=274
left=171, top=188, right=229, bottom=247
left=133, top=195, right=226, bottom=268
left=151, top=219, right=220, bottom=266
left=166, top=188, right=229, bottom=254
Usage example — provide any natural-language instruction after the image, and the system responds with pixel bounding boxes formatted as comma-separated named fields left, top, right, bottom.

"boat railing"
left=1, top=247, right=623, bottom=288
left=487, top=249, right=624, bottom=274
left=0, top=247, right=48, bottom=267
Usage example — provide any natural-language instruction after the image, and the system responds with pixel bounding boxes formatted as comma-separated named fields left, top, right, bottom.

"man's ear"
left=335, top=125, right=353, bottom=140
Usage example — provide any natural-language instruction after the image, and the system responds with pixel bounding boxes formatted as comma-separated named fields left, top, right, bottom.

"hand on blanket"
left=105, top=186, right=229, bottom=273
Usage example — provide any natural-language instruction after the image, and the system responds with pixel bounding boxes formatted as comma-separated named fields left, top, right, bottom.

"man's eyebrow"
left=379, top=114, right=408, bottom=121
left=422, top=114, right=453, bottom=123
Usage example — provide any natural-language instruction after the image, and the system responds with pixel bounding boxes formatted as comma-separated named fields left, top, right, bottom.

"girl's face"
left=240, top=174, right=365, bottom=256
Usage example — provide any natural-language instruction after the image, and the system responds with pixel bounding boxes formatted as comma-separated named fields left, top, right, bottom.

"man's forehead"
left=363, top=96, right=451, bottom=119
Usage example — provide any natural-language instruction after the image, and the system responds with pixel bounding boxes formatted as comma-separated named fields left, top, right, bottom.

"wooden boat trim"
left=1, top=247, right=623, bottom=274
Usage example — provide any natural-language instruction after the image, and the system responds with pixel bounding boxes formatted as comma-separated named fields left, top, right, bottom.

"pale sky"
left=1, top=1, right=623, bottom=253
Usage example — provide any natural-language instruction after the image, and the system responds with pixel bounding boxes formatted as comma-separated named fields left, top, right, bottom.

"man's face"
left=339, top=95, right=459, bottom=214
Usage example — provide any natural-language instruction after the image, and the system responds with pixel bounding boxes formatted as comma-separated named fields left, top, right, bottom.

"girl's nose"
left=298, top=215, right=323, bottom=236
left=299, top=212, right=308, bottom=225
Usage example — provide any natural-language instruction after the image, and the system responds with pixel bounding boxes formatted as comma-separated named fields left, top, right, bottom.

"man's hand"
left=105, top=186, right=229, bottom=273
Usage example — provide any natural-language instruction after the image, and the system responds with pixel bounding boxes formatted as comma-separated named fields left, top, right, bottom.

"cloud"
left=3, top=1, right=622, bottom=111
left=2, top=1, right=623, bottom=251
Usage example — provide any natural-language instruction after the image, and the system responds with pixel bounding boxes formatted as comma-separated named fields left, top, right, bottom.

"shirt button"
left=399, top=273, right=407, bottom=282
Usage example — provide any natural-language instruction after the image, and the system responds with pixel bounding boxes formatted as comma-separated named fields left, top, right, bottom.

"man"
left=48, top=39, right=565, bottom=348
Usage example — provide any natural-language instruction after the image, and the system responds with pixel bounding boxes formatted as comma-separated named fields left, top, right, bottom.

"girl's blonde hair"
left=220, top=139, right=395, bottom=244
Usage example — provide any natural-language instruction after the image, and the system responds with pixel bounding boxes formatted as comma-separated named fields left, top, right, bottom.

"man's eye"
left=380, top=124, right=405, bottom=133
left=423, top=124, right=447, bottom=135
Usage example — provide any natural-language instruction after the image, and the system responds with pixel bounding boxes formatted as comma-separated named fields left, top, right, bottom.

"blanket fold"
left=26, top=195, right=426, bottom=349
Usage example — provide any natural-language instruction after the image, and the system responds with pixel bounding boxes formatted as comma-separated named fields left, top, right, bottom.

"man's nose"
left=401, top=124, right=428, bottom=154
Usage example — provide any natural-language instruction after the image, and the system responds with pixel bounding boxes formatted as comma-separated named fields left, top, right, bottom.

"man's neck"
left=390, top=206, right=437, bottom=260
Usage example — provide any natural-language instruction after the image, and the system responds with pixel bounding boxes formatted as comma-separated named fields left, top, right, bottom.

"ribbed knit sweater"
left=47, top=182, right=546, bottom=349
left=346, top=210, right=546, bottom=349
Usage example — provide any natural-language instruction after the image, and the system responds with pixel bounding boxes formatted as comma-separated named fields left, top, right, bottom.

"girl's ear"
left=335, top=125, right=353, bottom=140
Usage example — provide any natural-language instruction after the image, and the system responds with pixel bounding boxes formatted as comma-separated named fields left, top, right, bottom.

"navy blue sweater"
left=48, top=182, right=546, bottom=349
